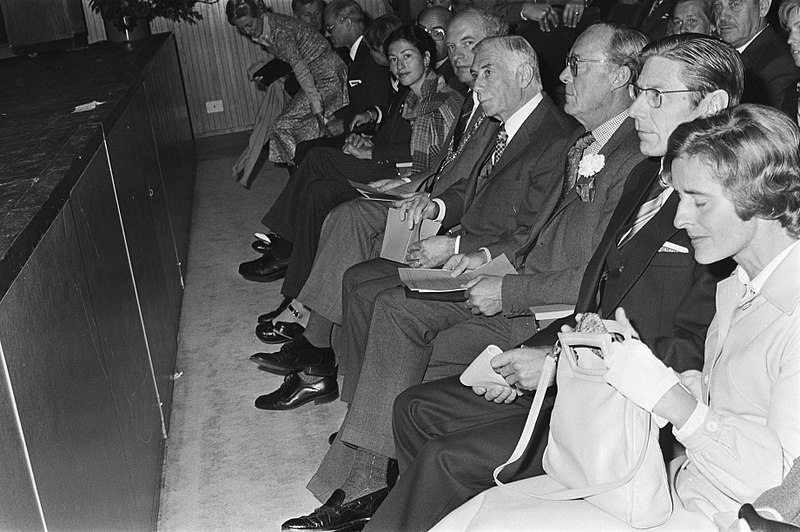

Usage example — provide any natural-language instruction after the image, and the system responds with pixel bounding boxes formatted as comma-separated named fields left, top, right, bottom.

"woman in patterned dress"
left=226, top=0, right=349, bottom=164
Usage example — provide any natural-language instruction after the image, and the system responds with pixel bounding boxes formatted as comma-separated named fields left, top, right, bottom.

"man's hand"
left=472, top=385, right=518, bottom=404
left=463, top=275, right=504, bottom=316
left=349, top=111, right=373, bottom=131
left=520, top=2, right=559, bottom=31
left=395, top=194, right=439, bottom=229
left=406, top=236, right=456, bottom=268
left=342, top=143, right=373, bottom=160
left=561, top=0, right=586, bottom=27
left=344, top=134, right=373, bottom=150
left=491, top=346, right=554, bottom=391
left=444, top=250, right=489, bottom=276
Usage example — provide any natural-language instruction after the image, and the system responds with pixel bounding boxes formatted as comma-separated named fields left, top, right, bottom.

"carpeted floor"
left=157, top=134, right=347, bottom=531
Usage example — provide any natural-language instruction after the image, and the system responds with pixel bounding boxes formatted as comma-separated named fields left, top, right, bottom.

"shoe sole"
left=252, top=359, right=300, bottom=375
left=283, top=516, right=368, bottom=531
left=256, top=389, right=339, bottom=411
left=240, top=269, right=287, bottom=283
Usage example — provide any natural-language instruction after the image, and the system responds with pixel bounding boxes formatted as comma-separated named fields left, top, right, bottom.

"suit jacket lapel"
left=574, top=158, right=660, bottom=311
left=602, top=191, right=681, bottom=312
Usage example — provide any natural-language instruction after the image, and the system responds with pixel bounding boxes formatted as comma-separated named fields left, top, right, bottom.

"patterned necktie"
left=475, top=125, right=508, bottom=190
left=561, top=131, right=596, bottom=200
left=618, top=179, right=666, bottom=247
left=452, top=91, right=475, bottom=152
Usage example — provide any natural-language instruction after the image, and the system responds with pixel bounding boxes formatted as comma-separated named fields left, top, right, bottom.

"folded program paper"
left=381, top=207, right=441, bottom=264
left=399, top=253, right=517, bottom=292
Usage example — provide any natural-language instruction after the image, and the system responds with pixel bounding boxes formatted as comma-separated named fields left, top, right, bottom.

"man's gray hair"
left=474, top=35, right=541, bottom=84
left=591, top=22, right=648, bottom=84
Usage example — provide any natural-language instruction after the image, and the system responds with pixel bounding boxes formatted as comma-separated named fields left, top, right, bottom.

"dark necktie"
left=618, top=178, right=666, bottom=247
left=561, top=131, right=596, bottom=200
left=452, top=91, right=475, bottom=151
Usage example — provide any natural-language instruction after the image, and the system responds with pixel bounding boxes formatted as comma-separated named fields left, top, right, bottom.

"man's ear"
left=699, top=89, right=730, bottom=116
left=759, top=0, right=771, bottom=17
left=612, top=65, right=633, bottom=90
left=424, top=51, right=431, bottom=67
left=516, top=62, right=535, bottom=87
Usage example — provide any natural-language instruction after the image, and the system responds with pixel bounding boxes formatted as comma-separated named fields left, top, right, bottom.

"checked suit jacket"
left=501, top=118, right=646, bottom=317
left=529, top=158, right=734, bottom=373
left=435, top=92, right=577, bottom=259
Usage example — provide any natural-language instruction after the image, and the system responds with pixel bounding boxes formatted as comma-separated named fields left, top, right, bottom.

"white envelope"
left=460, top=345, right=521, bottom=394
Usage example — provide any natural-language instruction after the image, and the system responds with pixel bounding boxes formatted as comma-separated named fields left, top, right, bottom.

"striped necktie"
left=452, top=91, right=475, bottom=152
left=618, top=180, right=666, bottom=247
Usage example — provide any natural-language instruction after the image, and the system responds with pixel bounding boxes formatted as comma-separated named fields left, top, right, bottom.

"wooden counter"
left=0, top=34, right=195, bottom=530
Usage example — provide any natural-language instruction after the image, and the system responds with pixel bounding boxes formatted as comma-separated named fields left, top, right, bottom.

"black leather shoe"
left=252, top=240, right=270, bottom=253
left=250, top=335, right=336, bottom=375
left=238, top=253, right=289, bottom=283
left=258, top=296, right=292, bottom=323
left=255, top=372, right=338, bottom=410
left=282, top=488, right=390, bottom=531
left=252, top=233, right=293, bottom=257
left=256, top=321, right=305, bottom=344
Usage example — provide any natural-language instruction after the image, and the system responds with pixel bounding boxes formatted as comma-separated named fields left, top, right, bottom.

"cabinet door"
left=105, top=88, right=182, bottom=427
left=0, top=206, right=139, bottom=530
left=144, top=36, right=196, bottom=279
left=71, top=144, right=164, bottom=528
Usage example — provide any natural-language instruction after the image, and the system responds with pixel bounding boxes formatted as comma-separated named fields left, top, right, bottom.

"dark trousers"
left=363, top=375, right=554, bottom=532
left=261, top=147, right=396, bottom=298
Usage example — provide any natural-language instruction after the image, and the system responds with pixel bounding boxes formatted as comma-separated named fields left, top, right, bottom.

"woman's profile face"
left=370, top=45, right=389, bottom=67
left=234, top=15, right=263, bottom=38
left=387, top=39, right=429, bottom=89
left=671, top=156, right=758, bottom=265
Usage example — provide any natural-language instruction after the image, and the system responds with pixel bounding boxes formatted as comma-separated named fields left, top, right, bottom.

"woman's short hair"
left=664, top=104, right=800, bottom=238
left=364, top=14, right=403, bottom=53
left=225, top=0, right=265, bottom=24
left=384, top=24, right=438, bottom=65
left=640, top=35, right=744, bottom=107
left=779, top=0, right=800, bottom=29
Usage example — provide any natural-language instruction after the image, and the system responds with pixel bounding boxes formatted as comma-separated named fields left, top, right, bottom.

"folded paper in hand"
left=381, top=207, right=441, bottom=264
left=399, top=253, right=517, bottom=293
left=460, top=344, right=522, bottom=394
left=348, top=180, right=404, bottom=202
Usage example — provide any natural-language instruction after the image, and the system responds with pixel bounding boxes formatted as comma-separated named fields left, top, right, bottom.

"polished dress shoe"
left=282, top=488, right=390, bottom=531
left=255, top=372, right=338, bottom=410
left=252, top=233, right=292, bottom=256
left=258, top=296, right=292, bottom=323
left=238, top=252, right=289, bottom=283
left=252, top=240, right=270, bottom=253
left=256, top=321, right=305, bottom=344
left=250, top=335, right=336, bottom=375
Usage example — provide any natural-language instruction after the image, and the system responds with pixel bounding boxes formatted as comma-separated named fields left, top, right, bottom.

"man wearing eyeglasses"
left=369, top=34, right=742, bottom=532
left=713, top=0, right=799, bottom=113
left=418, top=6, right=468, bottom=93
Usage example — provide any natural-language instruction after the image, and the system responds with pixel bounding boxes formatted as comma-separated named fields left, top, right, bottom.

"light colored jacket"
left=674, top=241, right=800, bottom=529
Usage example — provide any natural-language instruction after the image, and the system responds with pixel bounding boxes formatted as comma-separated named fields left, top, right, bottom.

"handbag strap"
left=493, top=349, right=653, bottom=501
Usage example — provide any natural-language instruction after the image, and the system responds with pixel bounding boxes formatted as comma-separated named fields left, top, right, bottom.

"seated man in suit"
left=417, top=6, right=468, bottom=94
left=250, top=9, right=506, bottom=390
left=714, top=0, right=799, bottom=113
left=371, top=34, right=744, bottom=532
left=276, top=34, right=578, bottom=532
left=277, top=24, right=649, bottom=532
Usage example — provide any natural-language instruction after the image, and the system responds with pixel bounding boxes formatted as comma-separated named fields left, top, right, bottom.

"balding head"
left=418, top=6, right=453, bottom=61
left=471, top=36, right=542, bottom=121
left=446, top=9, right=508, bottom=86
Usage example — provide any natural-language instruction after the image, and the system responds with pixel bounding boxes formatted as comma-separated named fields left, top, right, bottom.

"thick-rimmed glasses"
left=324, top=17, right=345, bottom=33
left=419, top=25, right=446, bottom=41
left=628, top=83, right=701, bottom=108
left=565, top=55, right=608, bottom=76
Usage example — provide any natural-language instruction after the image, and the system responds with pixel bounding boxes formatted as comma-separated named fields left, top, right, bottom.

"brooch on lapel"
left=576, top=154, right=605, bottom=202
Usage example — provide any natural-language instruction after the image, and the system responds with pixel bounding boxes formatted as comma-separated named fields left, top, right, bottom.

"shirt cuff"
left=374, top=106, right=383, bottom=124
left=454, top=235, right=461, bottom=254
left=432, top=198, right=446, bottom=222
left=400, top=177, right=412, bottom=184
left=479, top=247, right=492, bottom=263
left=673, top=400, right=710, bottom=441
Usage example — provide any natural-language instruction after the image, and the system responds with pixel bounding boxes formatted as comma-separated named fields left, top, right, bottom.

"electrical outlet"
left=206, top=100, right=224, bottom=114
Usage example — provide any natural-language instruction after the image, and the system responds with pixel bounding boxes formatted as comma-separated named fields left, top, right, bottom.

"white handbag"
left=493, top=321, right=673, bottom=529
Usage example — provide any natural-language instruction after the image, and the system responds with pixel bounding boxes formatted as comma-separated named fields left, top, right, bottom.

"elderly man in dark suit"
left=714, top=0, right=799, bottom=113
left=374, top=35, right=744, bottom=532
left=276, top=35, right=576, bottom=532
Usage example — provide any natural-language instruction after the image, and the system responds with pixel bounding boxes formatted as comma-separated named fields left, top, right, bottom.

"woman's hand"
left=315, top=113, right=334, bottom=138
left=520, top=2, right=560, bottom=31
left=342, top=143, right=373, bottom=159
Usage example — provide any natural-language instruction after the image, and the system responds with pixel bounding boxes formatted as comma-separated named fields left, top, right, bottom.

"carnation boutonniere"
left=576, top=154, right=605, bottom=202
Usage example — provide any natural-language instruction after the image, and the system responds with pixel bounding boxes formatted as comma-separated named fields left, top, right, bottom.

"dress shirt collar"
left=736, top=25, right=767, bottom=53
left=503, top=92, right=543, bottom=144
left=736, top=239, right=800, bottom=295
left=350, top=35, right=363, bottom=61
left=585, top=110, right=629, bottom=155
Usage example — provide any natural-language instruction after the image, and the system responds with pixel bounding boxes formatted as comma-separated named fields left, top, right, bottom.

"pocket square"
left=349, top=79, right=362, bottom=87
left=658, top=241, right=689, bottom=253
left=460, top=345, right=521, bottom=394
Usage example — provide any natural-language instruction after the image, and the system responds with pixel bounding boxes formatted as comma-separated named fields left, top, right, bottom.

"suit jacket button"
left=617, top=266, right=624, bottom=273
